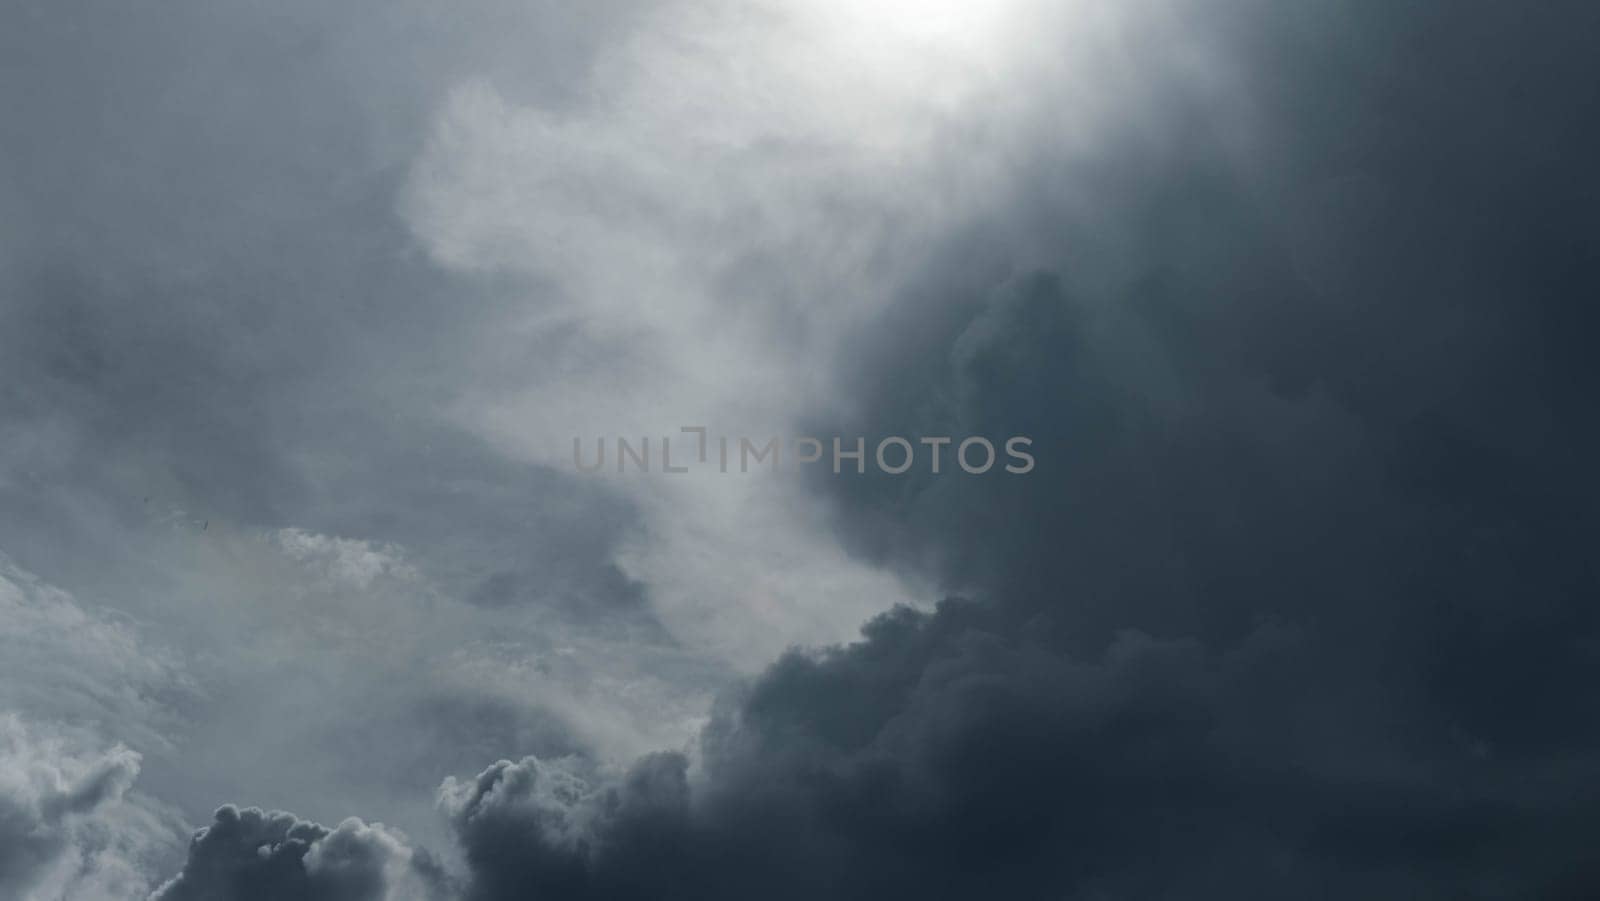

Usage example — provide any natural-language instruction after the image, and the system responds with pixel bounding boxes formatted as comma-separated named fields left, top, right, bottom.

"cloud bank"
left=3, top=0, right=1598, bottom=898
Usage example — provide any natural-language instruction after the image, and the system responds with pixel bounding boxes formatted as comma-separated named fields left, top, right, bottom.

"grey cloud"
left=442, top=752, right=689, bottom=901
left=0, top=725, right=135, bottom=897
left=438, top=1, right=1600, bottom=898
left=6, top=0, right=1600, bottom=898
left=0, top=716, right=187, bottom=901
left=0, top=555, right=193, bottom=751
left=443, top=601, right=1599, bottom=899
left=152, top=805, right=452, bottom=901
left=0, top=0, right=660, bottom=610
left=0, top=0, right=687, bottom=860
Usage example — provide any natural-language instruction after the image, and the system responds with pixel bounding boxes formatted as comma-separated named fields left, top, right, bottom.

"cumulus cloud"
left=152, top=805, right=451, bottom=901
left=441, top=752, right=688, bottom=900
left=7, top=0, right=1600, bottom=898
left=113, top=520, right=718, bottom=855
left=415, top=2, right=1600, bottom=898
left=438, top=600, right=1598, bottom=899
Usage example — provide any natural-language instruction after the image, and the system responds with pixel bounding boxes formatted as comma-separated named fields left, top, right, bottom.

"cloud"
left=0, top=715, right=187, bottom=901
left=440, top=752, right=689, bottom=900
left=396, top=0, right=1076, bottom=666
left=0, top=560, right=193, bottom=900
left=441, top=600, right=1599, bottom=899
left=422, top=2, right=1600, bottom=898
left=0, top=557, right=194, bottom=759
left=273, top=529, right=420, bottom=592
left=152, top=805, right=451, bottom=901
left=0, top=0, right=722, bottom=822
left=7, top=0, right=1600, bottom=898
left=120, top=523, right=717, bottom=850
left=394, top=0, right=1241, bottom=670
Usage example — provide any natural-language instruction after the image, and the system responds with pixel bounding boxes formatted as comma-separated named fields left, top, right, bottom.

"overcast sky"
left=3, top=1, right=1599, bottom=898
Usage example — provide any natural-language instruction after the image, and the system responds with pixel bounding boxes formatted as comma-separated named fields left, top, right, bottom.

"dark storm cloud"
left=812, top=0, right=1600, bottom=746
left=152, top=806, right=451, bottom=901
left=433, top=1, right=1600, bottom=899
left=818, top=0, right=1600, bottom=655
left=5, top=0, right=1598, bottom=897
left=439, top=607, right=1594, bottom=899
left=441, top=752, right=691, bottom=901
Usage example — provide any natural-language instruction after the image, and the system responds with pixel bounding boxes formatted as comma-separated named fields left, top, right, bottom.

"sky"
left=2, top=0, right=1599, bottom=898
